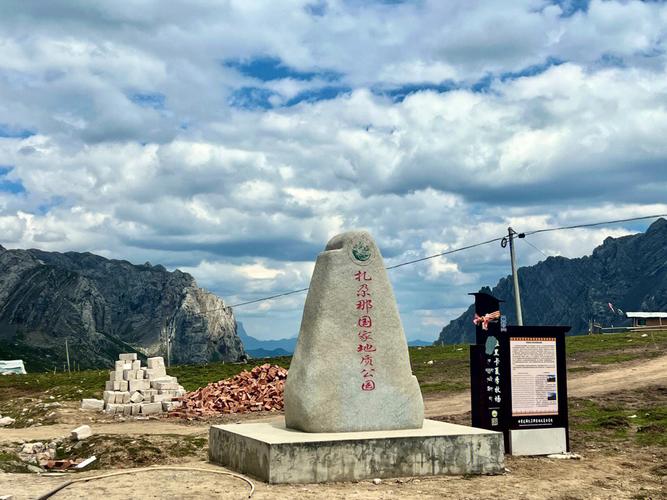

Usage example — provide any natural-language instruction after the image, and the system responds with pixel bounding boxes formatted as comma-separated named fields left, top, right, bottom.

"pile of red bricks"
left=170, top=364, right=288, bottom=417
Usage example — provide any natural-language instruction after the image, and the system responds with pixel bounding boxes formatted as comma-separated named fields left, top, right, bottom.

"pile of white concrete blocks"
left=82, top=353, right=186, bottom=416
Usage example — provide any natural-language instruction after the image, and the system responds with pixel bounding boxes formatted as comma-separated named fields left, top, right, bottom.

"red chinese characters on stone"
left=356, top=299, right=373, bottom=312
left=354, top=271, right=372, bottom=282
left=360, top=354, right=374, bottom=366
left=357, top=315, right=372, bottom=328
left=358, top=330, right=373, bottom=342
left=361, top=379, right=376, bottom=391
left=354, top=270, right=376, bottom=391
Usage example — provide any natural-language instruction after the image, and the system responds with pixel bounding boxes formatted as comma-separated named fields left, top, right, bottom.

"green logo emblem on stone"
left=351, top=240, right=372, bottom=263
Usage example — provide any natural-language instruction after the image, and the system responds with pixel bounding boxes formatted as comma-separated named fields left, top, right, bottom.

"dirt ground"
left=1, top=355, right=666, bottom=499
left=1, top=439, right=664, bottom=500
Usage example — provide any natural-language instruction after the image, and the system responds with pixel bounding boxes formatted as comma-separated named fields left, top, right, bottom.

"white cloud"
left=0, top=1, right=666, bottom=341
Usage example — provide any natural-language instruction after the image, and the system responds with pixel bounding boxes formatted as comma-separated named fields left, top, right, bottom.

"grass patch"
left=0, top=369, right=109, bottom=400
left=566, top=330, right=667, bottom=356
left=0, top=450, right=32, bottom=473
left=409, top=344, right=470, bottom=394
left=47, top=434, right=209, bottom=471
left=169, top=356, right=291, bottom=392
left=571, top=398, right=667, bottom=447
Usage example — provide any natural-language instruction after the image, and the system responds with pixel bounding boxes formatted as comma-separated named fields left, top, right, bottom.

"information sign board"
left=469, top=292, right=570, bottom=454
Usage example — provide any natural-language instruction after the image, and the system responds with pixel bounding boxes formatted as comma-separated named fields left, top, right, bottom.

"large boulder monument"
left=285, top=231, right=424, bottom=432
left=209, top=231, right=504, bottom=483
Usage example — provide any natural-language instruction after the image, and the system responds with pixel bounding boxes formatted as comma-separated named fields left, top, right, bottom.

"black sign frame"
left=469, top=292, right=507, bottom=433
left=469, top=292, right=571, bottom=453
left=499, top=325, right=570, bottom=452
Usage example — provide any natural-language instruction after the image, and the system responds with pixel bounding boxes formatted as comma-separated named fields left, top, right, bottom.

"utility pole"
left=502, top=227, right=524, bottom=326
left=167, top=334, right=171, bottom=368
left=65, top=339, right=71, bottom=374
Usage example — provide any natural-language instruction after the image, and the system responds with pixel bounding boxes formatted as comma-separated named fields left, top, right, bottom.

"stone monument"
left=209, top=230, right=505, bottom=483
left=285, top=230, right=423, bottom=432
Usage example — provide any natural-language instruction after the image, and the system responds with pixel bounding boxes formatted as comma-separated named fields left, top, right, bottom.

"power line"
left=521, top=237, right=549, bottom=258
left=196, top=213, right=667, bottom=313
left=229, top=287, right=310, bottom=308
left=202, top=236, right=505, bottom=313
left=385, top=236, right=505, bottom=270
left=523, top=213, right=667, bottom=236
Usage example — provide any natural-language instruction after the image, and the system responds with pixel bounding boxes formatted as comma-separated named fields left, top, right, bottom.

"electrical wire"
left=37, top=466, right=255, bottom=499
left=521, top=237, right=549, bottom=258
left=199, top=235, right=506, bottom=314
left=196, top=213, right=667, bottom=313
left=523, top=213, right=667, bottom=236
left=229, top=287, right=310, bottom=308
left=384, top=235, right=505, bottom=270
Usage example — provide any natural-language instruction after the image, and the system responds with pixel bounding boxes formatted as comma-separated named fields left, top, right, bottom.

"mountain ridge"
left=0, top=246, right=246, bottom=370
left=436, top=218, right=667, bottom=344
left=237, top=321, right=435, bottom=358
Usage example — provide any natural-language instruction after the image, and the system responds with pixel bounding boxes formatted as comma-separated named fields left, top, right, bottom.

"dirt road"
left=423, top=352, right=667, bottom=418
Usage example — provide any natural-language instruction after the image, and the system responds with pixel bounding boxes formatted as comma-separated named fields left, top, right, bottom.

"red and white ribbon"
left=473, top=310, right=501, bottom=331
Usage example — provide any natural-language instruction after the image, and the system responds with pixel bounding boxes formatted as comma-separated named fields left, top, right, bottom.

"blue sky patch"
left=230, top=85, right=352, bottom=109
left=0, top=123, right=35, bottom=139
left=373, top=81, right=458, bottom=102
left=286, top=86, right=352, bottom=106
left=596, top=53, right=625, bottom=68
left=372, top=58, right=564, bottom=100
left=500, top=57, right=565, bottom=80
left=229, top=87, right=276, bottom=110
left=225, top=56, right=341, bottom=82
left=472, top=57, right=565, bottom=92
left=305, top=1, right=327, bottom=16
left=0, top=166, right=26, bottom=194
left=129, top=92, right=166, bottom=110
left=551, top=0, right=589, bottom=17
left=37, top=196, right=65, bottom=215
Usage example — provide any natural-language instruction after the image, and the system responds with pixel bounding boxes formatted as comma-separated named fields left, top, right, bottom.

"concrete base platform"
left=209, top=418, right=504, bottom=483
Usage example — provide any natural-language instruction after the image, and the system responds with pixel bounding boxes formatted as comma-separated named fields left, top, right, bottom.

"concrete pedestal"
left=209, top=418, right=504, bottom=483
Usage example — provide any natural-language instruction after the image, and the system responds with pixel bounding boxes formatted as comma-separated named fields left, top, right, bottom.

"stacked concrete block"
left=83, top=353, right=186, bottom=416
left=80, top=399, right=104, bottom=410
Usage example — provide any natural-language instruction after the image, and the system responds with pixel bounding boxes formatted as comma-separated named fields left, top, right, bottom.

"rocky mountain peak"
left=0, top=246, right=245, bottom=370
left=437, top=219, right=667, bottom=344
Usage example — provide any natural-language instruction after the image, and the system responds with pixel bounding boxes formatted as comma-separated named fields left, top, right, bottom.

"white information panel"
left=510, top=337, right=558, bottom=416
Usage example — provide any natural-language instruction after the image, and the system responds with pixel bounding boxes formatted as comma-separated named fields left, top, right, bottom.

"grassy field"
left=1, top=330, right=665, bottom=407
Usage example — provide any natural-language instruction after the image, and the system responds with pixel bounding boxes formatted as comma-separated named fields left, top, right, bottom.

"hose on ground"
left=36, top=466, right=255, bottom=499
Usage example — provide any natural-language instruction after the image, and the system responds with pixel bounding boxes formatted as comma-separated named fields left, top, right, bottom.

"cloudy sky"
left=1, top=0, right=666, bottom=341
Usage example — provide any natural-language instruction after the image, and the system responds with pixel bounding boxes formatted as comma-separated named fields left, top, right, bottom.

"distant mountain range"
left=238, top=321, right=432, bottom=358
left=236, top=322, right=295, bottom=358
left=437, top=218, right=667, bottom=344
left=0, top=246, right=245, bottom=370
